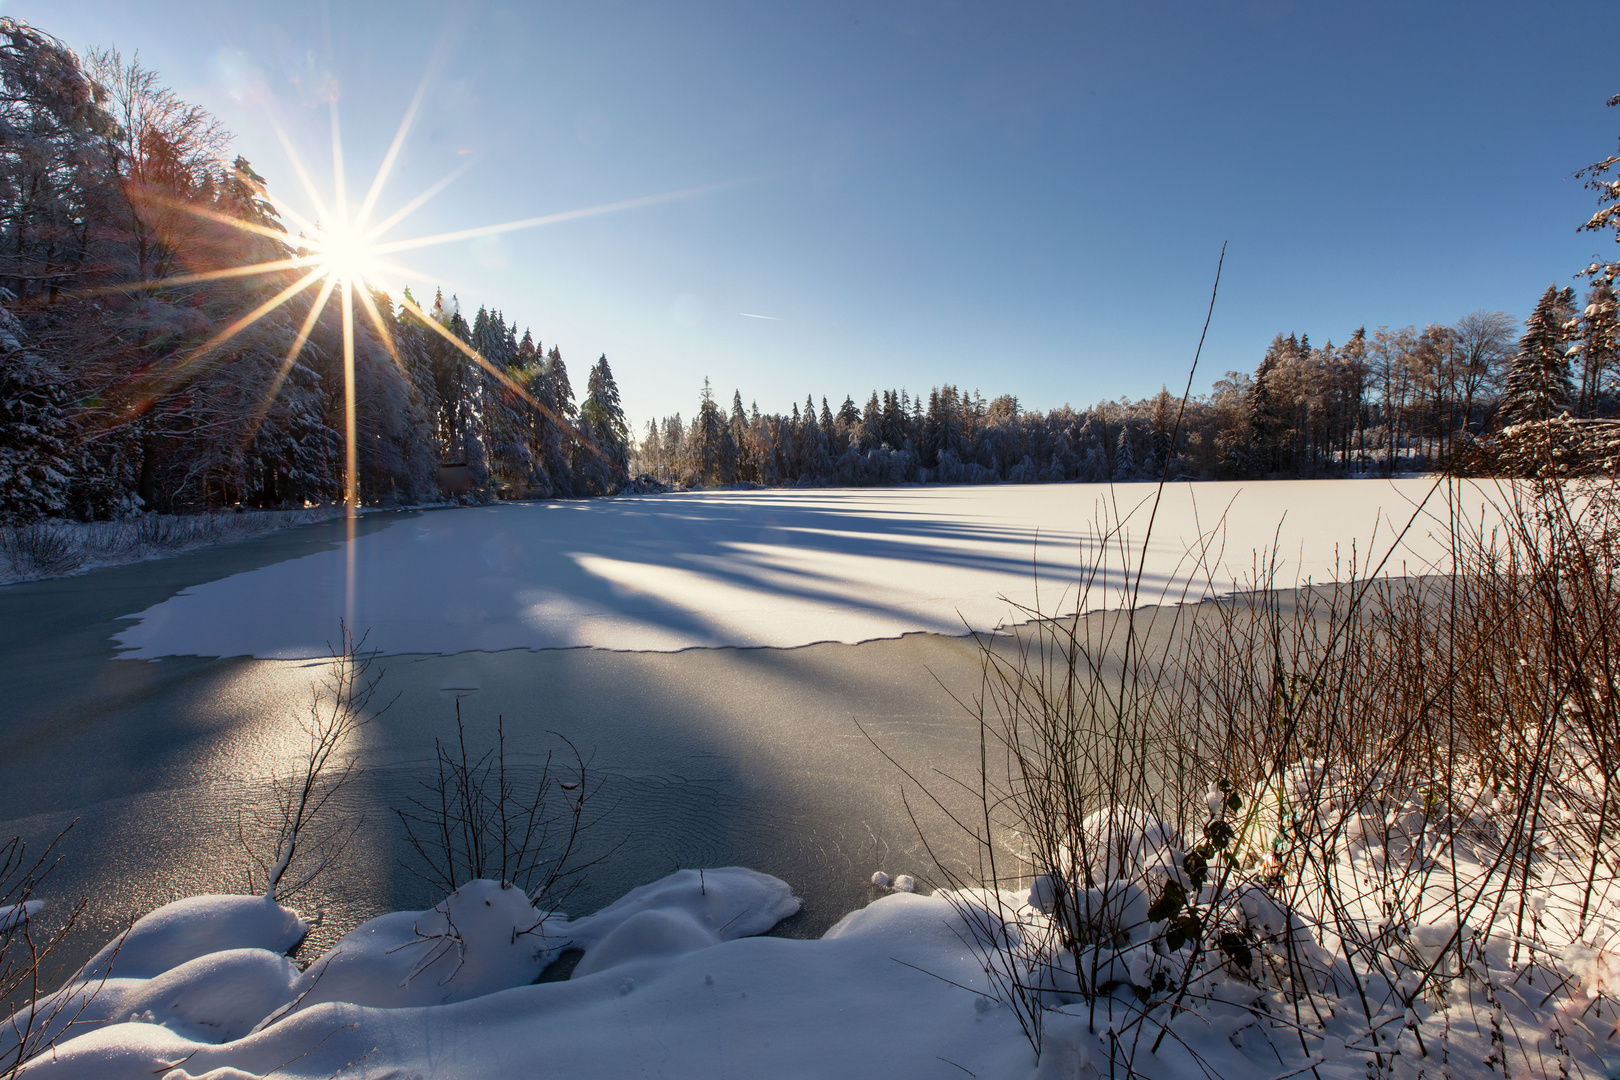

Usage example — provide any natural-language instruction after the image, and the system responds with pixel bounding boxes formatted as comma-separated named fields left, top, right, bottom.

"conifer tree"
left=581, top=354, right=630, bottom=486
left=1149, top=386, right=1173, bottom=477
left=1503, top=285, right=1577, bottom=425
left=1579, top=282, right=1617, bottom=414
left=1577, top=93, right=1620, bottom=288
left=0, top=304, right=71, bottom=521
left=729, top=390, right=753, bottom=482
left=1113, top=426, right=1137, bottom=480
left=692, top=378, right=734, bottom=485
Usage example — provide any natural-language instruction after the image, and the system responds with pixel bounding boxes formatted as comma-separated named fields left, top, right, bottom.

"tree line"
left=0, top=18, right=629, bottom=523
left=632, top=282, right=1615, bottom=489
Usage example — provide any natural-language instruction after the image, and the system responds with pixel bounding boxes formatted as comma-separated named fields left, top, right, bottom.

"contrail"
left=740, top=312, right=780, bottom=320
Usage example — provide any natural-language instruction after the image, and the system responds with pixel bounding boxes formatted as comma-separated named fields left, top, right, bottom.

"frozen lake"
left=0, top=479, right=1487, bottom=989
left=112, top=479, right=1468, bottom=658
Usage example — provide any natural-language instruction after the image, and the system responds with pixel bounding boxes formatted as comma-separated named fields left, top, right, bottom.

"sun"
left=305, top=213, right=385, bottom=286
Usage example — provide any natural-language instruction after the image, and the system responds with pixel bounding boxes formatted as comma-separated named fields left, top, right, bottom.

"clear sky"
left=16, top=0, right=1619, bottom=432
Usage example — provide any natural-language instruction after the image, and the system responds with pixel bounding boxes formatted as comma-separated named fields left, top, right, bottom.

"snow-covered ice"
left=112, top=480, right=1484, bottom=659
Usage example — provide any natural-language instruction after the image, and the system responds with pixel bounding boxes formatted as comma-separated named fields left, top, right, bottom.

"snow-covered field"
left=113, top=479, right=1479, bottom=659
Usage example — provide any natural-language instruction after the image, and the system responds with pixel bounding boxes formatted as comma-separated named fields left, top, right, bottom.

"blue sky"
left=18, top=0, right=1619, bottom=431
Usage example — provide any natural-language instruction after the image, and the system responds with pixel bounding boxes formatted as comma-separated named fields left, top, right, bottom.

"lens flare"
left=79, top=79, right=733, bottom=636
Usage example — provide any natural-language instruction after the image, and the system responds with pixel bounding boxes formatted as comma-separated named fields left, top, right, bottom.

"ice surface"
left=112, top=480, right=1486, bottom=659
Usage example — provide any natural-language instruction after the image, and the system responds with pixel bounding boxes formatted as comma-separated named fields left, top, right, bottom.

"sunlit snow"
left=112, top=479, right=1485, bottom=659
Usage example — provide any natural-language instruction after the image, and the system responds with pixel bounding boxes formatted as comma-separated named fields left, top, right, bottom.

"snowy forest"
left=2, top=14, right=1619, bottom=525
left=635, top=289, right=1619, bottom=489
left=0, top=18, right=631, bottom=524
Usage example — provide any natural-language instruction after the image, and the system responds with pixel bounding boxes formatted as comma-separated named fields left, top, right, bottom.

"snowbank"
left=9, top=821, right=1618, bottom=1080
left=6, top=868, right=1051, bottom=1080
left=112, top=480, right=1488, bottom=658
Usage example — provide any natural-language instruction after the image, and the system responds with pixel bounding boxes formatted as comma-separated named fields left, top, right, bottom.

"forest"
left=1, top=15, right=1617, bottom=525
left=0, top=18, right=630, bottom=524
left=634, top=283, right=1616, bottom=490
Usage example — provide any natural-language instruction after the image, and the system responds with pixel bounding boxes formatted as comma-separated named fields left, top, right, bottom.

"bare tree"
left=393, top=704, right=614, bottom=911
left=1450, top=309, right=1516, bottom=435
left=241, top=624, right=391, bottom=903
left=0, top=824, right=112, bottom=1079
left=83, top=48, right=229, bottom=284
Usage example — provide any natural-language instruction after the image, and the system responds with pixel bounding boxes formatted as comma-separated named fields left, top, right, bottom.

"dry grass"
left=0, top=506, right=345, bottom=583
left=884, top=475, right=1620, bottom=1078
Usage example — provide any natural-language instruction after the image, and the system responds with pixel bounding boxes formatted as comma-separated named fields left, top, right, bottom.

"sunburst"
left=128, top=86, right=723, bottom=515
left=90, top=82, right=728, bottom=631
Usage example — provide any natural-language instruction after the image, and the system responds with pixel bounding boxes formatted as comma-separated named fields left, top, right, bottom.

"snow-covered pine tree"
left=1500, top=285, right=1579, bottom=476
left=1246, top=337, right=1285, bottom=475
left=581, top=354, right=630, bottom=488
left=802, top=394, right=832, bottom=481
left=1149, top=386, right=1173, bottom=478
left=1577, top=93, right=1620, bottom=289
left=1503, top=285, right=1578, bottom=425
left=1580, top=282, right=1617, bottom=413
left=0, top=301, right=72, bottom=521
left=1113, top=425, right=1137, bottom=480
left=691, top=378, right=734, bottom=486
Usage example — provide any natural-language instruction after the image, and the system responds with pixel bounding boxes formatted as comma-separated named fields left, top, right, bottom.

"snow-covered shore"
left=0, top=508, right=354, bottom=586
left=7, top=869, right=1052, bottom=1080
left=12, top=788, right=1617, bottom=1080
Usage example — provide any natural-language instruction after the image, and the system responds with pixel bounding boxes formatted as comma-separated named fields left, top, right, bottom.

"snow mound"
left=79, top=894, right=306, bottom=982
left=287, top=878, right=568, bottom=1011
left=564, top=867, right=800, bottom=958
left=12, top=886, right=1042, bottom=1080
left=104, top=949, right=299, bottom=1043
left=570, top=908, right=719, bottom=980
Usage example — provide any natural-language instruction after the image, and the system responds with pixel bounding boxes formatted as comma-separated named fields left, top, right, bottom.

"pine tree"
left=1580, top=282, right=1617, bottom=413
left=581, top=354, right=630, bottom=487
left=1577, top=93, right=1620, bottom=288
left=1149, top=386, right=1174, bottom=477
left=0, top=303, right=72, bottom=521
left=730, top=390, right=753, bottom=482
left=692, top=378, right=734, bottom=485
left=1113, top=425, right=1137, bottom=480
left=1247, top=338, right=1284, bottom=474
left=1503, top=285, right=1577, bottom=425
left=837, top=395, right=860, bottom=429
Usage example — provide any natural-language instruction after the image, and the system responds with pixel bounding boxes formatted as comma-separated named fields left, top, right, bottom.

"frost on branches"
left=0, top=300, right=72, bottom=522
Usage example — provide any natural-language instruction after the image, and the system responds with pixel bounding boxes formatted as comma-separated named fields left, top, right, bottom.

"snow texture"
left=112, top=480, right=1481, bottom=659
left=10, top=872, right=1057, bottom=1080
left=10, top=835, right=1620, bottom=1079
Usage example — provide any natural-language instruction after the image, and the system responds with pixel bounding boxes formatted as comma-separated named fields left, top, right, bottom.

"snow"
left=9, top=812, right=1620, bottom=1078
left=111, top=480, right=1487, bottom=659
left=10, top=871, right=1047, bottom=1080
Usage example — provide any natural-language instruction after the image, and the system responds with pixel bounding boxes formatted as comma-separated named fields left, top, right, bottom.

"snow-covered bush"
left=889, top=476, right=1620, bottom=1078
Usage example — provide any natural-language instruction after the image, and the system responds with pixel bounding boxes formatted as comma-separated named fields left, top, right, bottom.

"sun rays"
left=126, top=86, right=722, bottom=523
left=50, top=74, right=734, bottom=633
